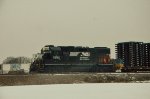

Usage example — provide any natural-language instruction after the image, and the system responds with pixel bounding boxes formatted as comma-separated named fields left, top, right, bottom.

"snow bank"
left=0, top=83, right=150, bottom=99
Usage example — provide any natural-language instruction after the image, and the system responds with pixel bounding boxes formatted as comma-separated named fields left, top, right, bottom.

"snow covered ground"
left=0, top=83, right=150, bottom=99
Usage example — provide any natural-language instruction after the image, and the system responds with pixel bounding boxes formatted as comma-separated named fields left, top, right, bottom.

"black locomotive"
left=30, top=45, right=114, bottom=73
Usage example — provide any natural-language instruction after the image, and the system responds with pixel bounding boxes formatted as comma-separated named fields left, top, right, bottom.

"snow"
left=0, top=83, right=150, bottom=99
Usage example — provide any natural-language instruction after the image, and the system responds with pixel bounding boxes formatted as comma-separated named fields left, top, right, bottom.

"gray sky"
left=0, top=0, right=150, bottom=63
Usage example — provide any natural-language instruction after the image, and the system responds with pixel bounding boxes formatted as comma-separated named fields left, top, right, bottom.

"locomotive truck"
left=30, top=45, right=114, bottom=73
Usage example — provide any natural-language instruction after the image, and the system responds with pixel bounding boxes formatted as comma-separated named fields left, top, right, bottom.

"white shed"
left=2, top=64, right=31, bottom=74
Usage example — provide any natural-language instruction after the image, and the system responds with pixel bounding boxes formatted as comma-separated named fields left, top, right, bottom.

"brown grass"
left=0, top=73, right=150, bottom=86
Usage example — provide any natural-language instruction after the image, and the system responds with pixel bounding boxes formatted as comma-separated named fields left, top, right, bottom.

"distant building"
left=143, top=43, right=150, bottom=67
left=1, top=64, right=30, bottom=74
left=115, top=42, right=150, bottom=69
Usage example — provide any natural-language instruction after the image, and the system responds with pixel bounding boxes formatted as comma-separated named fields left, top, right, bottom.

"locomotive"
left=30, top=45, right=114, bottom=73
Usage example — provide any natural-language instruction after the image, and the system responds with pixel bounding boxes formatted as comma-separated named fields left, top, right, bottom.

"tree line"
left=3, top=56, right=32, bottom=64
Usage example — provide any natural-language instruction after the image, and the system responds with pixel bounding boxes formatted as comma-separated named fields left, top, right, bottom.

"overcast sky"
left=0, top=0, right=150, bottom=63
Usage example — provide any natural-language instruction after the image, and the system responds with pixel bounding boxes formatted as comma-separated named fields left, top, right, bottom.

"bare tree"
left=3, top=56, right=31, bottom=64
